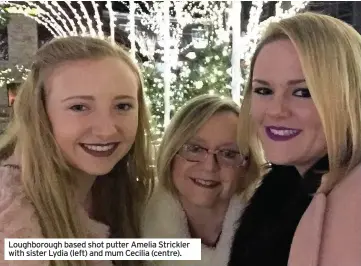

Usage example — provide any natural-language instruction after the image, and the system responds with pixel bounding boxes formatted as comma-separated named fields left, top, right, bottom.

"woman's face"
left=250, top=39, right=327, bottom=174
left=45, top=57, right=139, bottom=176
left=172, top=111, right=248, bottom=209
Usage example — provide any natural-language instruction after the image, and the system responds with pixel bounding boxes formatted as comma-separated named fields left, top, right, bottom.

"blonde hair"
left=157, top=94, right=260, bottom=201
left=239, top=12, right=361, bottom=193
left=0, top=36, right=155, bottom=266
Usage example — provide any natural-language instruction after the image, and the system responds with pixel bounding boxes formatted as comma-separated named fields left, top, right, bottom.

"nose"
left=201, top=153, right=220, bottom=172
left=266, top=93, right=291, bottom=118
left=92, top=112, right=118, bottom=139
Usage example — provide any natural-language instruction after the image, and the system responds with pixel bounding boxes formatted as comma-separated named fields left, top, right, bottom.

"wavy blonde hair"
left=157, top=94, right=261, bottom=201
left=0, top=36, right=155, bottom=266
left=239, top=12, right=361, bottom=193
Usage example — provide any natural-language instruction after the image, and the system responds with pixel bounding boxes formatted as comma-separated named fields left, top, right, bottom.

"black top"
left=228, top=156, right=329, bottom=266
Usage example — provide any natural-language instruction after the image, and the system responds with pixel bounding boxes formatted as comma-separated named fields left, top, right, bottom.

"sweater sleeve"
left=0, top=165, right=48, bottom=266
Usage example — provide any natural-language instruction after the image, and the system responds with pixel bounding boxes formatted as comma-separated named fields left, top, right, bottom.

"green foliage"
left=0, top=7, right=10, bottom=29
left=142, top=28, right=236, bottom=139
left=142, top=61, right=164, bottom=140
left=143, top=43, right=232, bottom=139
left=172, top=42, right=232, bottom=112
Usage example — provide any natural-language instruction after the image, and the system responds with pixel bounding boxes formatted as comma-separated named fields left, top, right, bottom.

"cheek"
left=295, top=104, right=323, bottom=131
left=250, top=96, right=265, bottom=124
left=171, top=158, right=184, bottom=182
left=221, top=168, right=240, bottom=186
left=47, top=108, right=85, bottom=144
left=171, top=157, right=190, bottom=190
left=116, top=113, right=139, bottom=137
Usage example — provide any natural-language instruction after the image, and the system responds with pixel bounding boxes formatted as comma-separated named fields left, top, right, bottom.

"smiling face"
left=171, top=111, right=247, bottom=209
left=45, top=57, right=139, bottom=176
left=250, top=39, right=327, bottom=174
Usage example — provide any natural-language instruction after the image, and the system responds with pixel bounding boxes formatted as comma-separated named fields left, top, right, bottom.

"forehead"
left=191, top=112, right=238, bottom=146
left=253, top=39, right=304, bottom=82
left=44, top=57, right=139, bottom=98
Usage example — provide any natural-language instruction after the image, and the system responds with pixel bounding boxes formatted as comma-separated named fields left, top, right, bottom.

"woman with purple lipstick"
left=0, top=36, right=155, bottom=266
left=228, top=12, right=361, bottom=266
left=142, top=95, right=260, bottom=266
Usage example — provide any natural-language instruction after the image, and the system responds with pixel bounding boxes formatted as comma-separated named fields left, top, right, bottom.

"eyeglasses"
left=178, top=143, right=248, bottom=168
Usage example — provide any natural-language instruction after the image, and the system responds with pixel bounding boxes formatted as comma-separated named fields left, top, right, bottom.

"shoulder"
left=336, top=163, right=361, bottom=190
left=141, top=186, right=189, bottom=238
left=0, top=160, right=43, bottom=238
left=320, top=163, right=361, bottom=213
left=0, top=160, right=45, bottom=265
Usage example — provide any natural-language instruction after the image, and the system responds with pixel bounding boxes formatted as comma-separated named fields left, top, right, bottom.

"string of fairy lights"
left=0, top=1, right=309, bottom=137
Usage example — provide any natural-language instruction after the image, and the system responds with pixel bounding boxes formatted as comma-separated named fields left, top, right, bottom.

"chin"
left=265, top=153, right=294, bottom=166
left=80, top=166, right=116, bottom=176
left=267, top=158, right=294, bottom=166
left=191, top=198, right=215, bottom=208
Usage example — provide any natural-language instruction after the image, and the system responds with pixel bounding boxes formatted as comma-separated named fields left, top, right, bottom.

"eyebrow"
left=252, top=79, right=306, bottom=86
left=189, top=137, right=238, bottom=149
left=61, top=95, right=136, bottom=102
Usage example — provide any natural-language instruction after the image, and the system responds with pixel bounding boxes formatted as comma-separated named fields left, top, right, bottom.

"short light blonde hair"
left=239, top=12, right=361, bottom=192
left=157, top=94, right=260, bottom=200
left=0, top=36, right=155, bottom=266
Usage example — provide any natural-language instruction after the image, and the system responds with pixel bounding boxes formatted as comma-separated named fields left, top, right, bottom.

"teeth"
left=83, top=144, right=115, bottom=151
left=193, top=178, right=219, bottom=187
left=270, top=129, right=298, bottom=136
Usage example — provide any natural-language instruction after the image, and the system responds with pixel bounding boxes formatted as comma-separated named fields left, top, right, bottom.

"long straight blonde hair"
left=0, top=36, right=155, bottom=266
left=239, top=12, right=361, bottom=193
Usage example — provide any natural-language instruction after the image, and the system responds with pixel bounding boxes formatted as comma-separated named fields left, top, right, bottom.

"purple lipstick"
left=265, top=126, right=302, bottom=141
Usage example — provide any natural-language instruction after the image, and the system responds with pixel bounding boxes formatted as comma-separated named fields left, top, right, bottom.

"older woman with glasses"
left=141, top=94, right=261, bottom=266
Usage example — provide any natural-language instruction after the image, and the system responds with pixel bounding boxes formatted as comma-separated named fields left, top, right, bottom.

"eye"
left=184, top=144, right=204, bottom=153
left=69, top=104, right=88, bottom=112
left=293, top=88, right=311, bottom=98
left=116, top=103, right=133, bottom=111
left=253, top=87, right=273, bottom=95
left=219, top=150, right=239, bottom=159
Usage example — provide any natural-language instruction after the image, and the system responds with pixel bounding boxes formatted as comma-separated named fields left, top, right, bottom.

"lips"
left=265, top=126, right=302, bottom=141
left=190, top=177, right=220, bottom=189
left=80, top=142, right=120, bottom=157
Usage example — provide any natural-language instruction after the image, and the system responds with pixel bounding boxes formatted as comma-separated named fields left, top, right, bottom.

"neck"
left=295, top=154, right=328, bottom=177
left=180, top=197, right=229, bottom=247
left=74, top=169, right=97, bottom=207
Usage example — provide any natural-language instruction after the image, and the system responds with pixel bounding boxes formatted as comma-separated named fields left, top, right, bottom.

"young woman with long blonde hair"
left=230, top=12, right=361, bottom=266
left=0, top=36, right=155, bottom=266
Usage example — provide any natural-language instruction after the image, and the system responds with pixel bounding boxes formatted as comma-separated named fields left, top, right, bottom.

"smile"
left=265, top=126, right=302, bottom=141
left=80, top=143, right=119, bottom=157
left=190, top=177, right=220, bottom=189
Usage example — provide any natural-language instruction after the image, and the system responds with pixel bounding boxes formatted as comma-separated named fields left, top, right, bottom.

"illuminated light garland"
left=3, top=2, right=59, bottom=37
left=240, top=1, right=267, bottom=66
left=0, top=64, right=30, bottom=87
left=77, top=1, right=97, bottom=37
left=162, top=0, right=171, bottom=127
left=243, top=1, right=309, bottom=66
left=4, top=1, right=67, bottom=37
left=128, top=0, right=137, bottom=60
left=91, top=1, right=104, bottom=38
left=106, top=0, right=115, bottom=43
left=52, top=1, right=78, bottom=35
left=231, top=0, right=242, bottom=103
left=40, top=0, right=73, bottom=36
left=64, top=1, right=88, bottom=35
left=275, top=1, right=284, bottom=16
left=141, top=1, right=235, bottom=134
left=26, top=1, right=67, bottom=36
left=0, top=1, right=307, bottom=137
left=4, top=0, right=108, bottom=38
